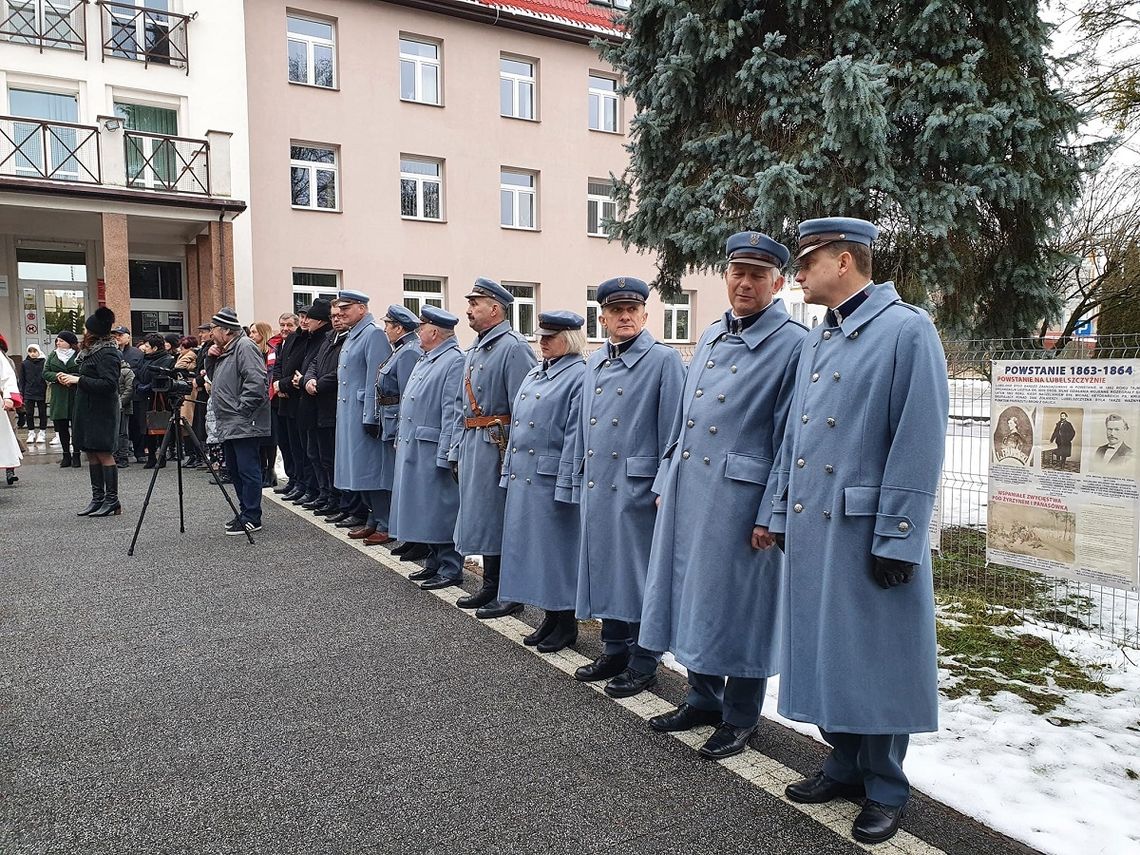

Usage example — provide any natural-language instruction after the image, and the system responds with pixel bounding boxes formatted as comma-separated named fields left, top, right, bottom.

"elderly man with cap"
left=303, top=301, right=348, bottom=518
left=759, top=217, right=948, bottom=844
left=639, top=231, right=806, bottom=760
left=495, top=311, right=588, bottom=650
left=573, top=276, right=684, bottom=697
left=353, top=304, right=424, bottom=547
left=444, top=278, right=537, bottom=599
left=205, top=306, right=272, bottom=535
left=391, top=306, right=465, bottom=587
left=293, top=299, right=333, bottom=511
left=332, top=290, right=394, bottom=539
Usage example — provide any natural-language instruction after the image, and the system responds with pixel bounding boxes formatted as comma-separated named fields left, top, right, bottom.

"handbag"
left=146, top=392, right=171, bottom=436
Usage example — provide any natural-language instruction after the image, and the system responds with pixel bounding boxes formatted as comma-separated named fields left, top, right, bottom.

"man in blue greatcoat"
left=391, top=307, right=466, bottom=588
left=445, top=278, right=537, bottom=601
left=573, top=276, right=684, bottom=699
left=758, top=217, right=948, bottom=845
left=332, top=290, right=393, bottom=530
left=640, top=231, right=806, bottom=761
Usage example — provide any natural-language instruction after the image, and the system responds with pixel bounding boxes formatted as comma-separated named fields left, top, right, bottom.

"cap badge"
left=749, top=233, right=760, bottom=246
left=618, top=277, right=626, bottom=287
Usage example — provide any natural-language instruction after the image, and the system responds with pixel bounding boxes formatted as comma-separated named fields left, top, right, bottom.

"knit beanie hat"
left=85, top=306, right=116, bottom=336
left=56, top=330, right=79, bottom=349
left=211, top=306, right=241, bottom=330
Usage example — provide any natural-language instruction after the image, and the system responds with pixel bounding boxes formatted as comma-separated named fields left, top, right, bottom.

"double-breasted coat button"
left=706, top=360, right=715, bottom=368
left=796, top=458, right=805, bottom=468
left=587, top=450, right=594, bottom=457
left=590, top=418, right=597, bottom=425
left=611, top=485, right=617, bottom=491
left=802, top=414, right=809, bottom=423
left=703, top=457, right=710, bottom=464
left=717, top=394, right=726, bottom=402
left=708, top=426, right=718, bottom=434
left=827, top=417, right=837, bottom=427
left=535, top=394, right=541, bottom=399
left=612, top=418, right=619, bottom=426
left=617, top=388, right=623, bottom=395
left=823, top=510, right=832, bottom=519
left=825, top=464, right=834, bottom=473
left=898, top=521, right=910, bottom=532
left=521, top=393, right=527, bottom=399
left=611, top=452, right=618, bottom=458
left=811, top=373, right=819, bottom=382
left=793, top=503, right=804, bottom=513
left=588, top=481, right=595, bottom=488
left=528, top=449, right=534, bottom=455
left=730, top=365, right=737, bottom=373
left=529, top=421, right=535, bottom=427
left=514, top=419, right=520, bottom=426
left=687, top=419, right=695, bottom=428
left=681, top=451, right=690, bottom=459
left=512, top=446, right=517, bottom=453
left=510, top=474, right=516, bottom=480
left=823, top=331, right=832, bottom=340
left=595, top=387, right=602, bottom=394
left=526, top=478, right=531, bottom=484
left=833, top=372, right=841, bottom=380
left=851, top=331, right=859, bottom=339
left=695, top=389, right=703, bottom=397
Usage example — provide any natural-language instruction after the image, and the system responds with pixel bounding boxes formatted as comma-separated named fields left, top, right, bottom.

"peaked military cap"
left=796, top=217, right=879, bottom=261
left=464, top=277, right=514, bottom=306
left=384, top=304, right=420, bottom=329
left=596, top=276, right=649, bottom=306
left=335, top=289, right=370, bottom=305
left=420, top=305, right=459, bottom=329
left=726, top=231, right=789, bottom=269
left=535, top=310, right=585, bottom=335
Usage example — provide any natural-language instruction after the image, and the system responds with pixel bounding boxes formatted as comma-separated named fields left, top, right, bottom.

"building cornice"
left=379, top=0, right=625, bottom=45
left=0, top=178, right=247, bottom=216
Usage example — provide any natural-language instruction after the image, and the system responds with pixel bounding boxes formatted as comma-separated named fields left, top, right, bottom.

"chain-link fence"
left=941, top=334, right=1140, bottom=649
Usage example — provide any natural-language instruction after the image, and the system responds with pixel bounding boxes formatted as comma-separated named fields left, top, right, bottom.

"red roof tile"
left=474, top=0, right=625, bottom=33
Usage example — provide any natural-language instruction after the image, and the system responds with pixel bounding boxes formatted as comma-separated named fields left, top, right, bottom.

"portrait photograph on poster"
left=1088, top=410, right=1139, bottom=480
left=1042, top=406, right=1082, bottom=473
left=993, top=405, right=1034, bottom=467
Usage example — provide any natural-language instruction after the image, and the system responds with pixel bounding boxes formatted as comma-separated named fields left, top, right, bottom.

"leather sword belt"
left=378, top=395, right=400, bottom=405
left=465, top=414, right=510, bottom=429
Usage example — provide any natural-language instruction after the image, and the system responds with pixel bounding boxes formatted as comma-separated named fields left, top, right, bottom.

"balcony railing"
left=0, top=0, right=86, bottom=53
left=0, top=115, right=101, bottom=184
left=124, top=129, right=208, bottom=194
left=97, top=0, right=190, bottom=72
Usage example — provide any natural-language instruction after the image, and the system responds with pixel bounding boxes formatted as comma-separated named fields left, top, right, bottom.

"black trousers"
left=24, top=400, right=47, bottom=430
left=305, top=427, right=330, bottom=502
left=315, top=425, right=338, bottom=506
left=287, top=417, right=314, bottom=494
left=276, top=411, right=296, bottom=484
left=53, top=418, right=78, bottom=458
left=129, top=406, right=146, bottom=458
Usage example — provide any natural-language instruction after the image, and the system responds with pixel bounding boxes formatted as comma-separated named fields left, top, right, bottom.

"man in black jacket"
left=304, top=301, right=346, bottom=516
left=273, top=308, right=314, bottom=501
left=113, top=326, right=145, bottom=463
left=293, top=299, right=332, bottom=510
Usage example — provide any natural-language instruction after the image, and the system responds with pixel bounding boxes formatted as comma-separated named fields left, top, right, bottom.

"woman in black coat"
left=55, top=307, right=124, bottom=516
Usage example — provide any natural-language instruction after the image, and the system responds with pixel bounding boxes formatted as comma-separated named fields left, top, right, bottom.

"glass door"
left=20, top=283, right=86, bottom=355
left=8, top=88, right=80, bottom=180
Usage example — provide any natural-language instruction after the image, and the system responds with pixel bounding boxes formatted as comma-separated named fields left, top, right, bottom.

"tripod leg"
left=175, top=420, right=186, bottom=534
left=127, top=422, right=177, bottom=556
left=181, top=420, right=254, bottom=544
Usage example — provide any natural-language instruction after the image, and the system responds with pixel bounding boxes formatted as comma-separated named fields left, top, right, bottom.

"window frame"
left=662, top=291, right=693, bottom=343
left=402, top=275, right=446, bottom=314
left=399, top=35, right=442, bottom=106
left=503, top=281, right=537, bottom=339
left=291, top=268, right=341, bottom=314
left=585, top=287, right=604, bottom=342
left=499, top=54, right=537, bottom=121
left=500, top=168, right=538, bottom=231
left=587, top=178, right=616, bottom=237
left=588, top=72, right=620, bottom=133
left=400, top=155, right=444, bottom=221
left=290, top=142, right=339, bottom=212
left=287, top=13, right=337, bottom=89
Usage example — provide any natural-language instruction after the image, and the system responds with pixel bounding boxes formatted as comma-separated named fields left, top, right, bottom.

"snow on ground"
left=667, top=630, right=1140, bottom=855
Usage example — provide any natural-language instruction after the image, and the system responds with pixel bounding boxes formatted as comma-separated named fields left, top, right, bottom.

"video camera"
left=150, top=365, right=194, bottom=398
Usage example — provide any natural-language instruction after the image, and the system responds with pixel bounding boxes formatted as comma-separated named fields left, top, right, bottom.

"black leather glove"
left=450, top=461, right=460, bottom=484
left=872, top=556, right=916, bottom=589
left=773, top=533, right=785, bottom=552
left=363, top=422, right=379, bottom=439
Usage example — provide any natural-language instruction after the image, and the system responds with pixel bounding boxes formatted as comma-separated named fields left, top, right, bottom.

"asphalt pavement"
left=1, top=448, right=1042, bottom=855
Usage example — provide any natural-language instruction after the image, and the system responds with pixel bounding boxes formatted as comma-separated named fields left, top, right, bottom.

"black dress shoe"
left=273, top=483, right=292, bottom=494
left=785, top=773, right=866, bottom=804
left=574, top=652, right=630, bottom=683
left=302, top=497, right=324, bottom=509
left=648, top=703, right=722, bottom=733
left=399, top=543, right=432, bottom=562
left=699, top=723, right=755, bottom=759
left=524, top=610, right=560, bottom=646
left=408, top=566, right=437, bottom=582
left=604, top=668, right=658, bottom=698
left=475, top=599, right=523, bottom=619
left=852, top=800, right=906, bottom=844
left=419, top=575, right=461, bottom=591
left=282, top=488, right=303, bottom=501
left=535, top=613, right=577, bottom=653
left=335, top=516, right=366, bottom=528
left=455, top=585, right=497, bottom=610
left=391, top=541, right=413, bottom=556
left=324, top=510, right=350, bottom=523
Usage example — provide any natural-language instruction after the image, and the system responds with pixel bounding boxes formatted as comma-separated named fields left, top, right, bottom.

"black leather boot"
left=536, top=611, right=578, bottom=653
left=524, top=610, right=560, bottom=646
left=90, top=466, right=121, bottom=516
left=59, top=452, right=72, bottom=468
left=77, top=463, right=104, bottom=515
left=457, top=554, right=499, bottom=610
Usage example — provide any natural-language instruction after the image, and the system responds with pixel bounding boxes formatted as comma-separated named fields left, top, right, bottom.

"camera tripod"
left=127, top=399, right=253, bottom=555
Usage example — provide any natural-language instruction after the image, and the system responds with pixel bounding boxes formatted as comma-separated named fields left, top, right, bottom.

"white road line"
left=268, top=492, right=949, bottom=855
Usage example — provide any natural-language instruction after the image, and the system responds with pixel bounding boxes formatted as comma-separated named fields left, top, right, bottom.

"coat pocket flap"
left=356, top=389, right=366, bottom=402
left=724, top=452, right=772, bottom=486
left=626, top=456, right=658, bottom=478
left=415, top=425, right=441, bottom=443
left=536, top=455, right=560, bottom=476
left=843, top=486, right=881, bottom=516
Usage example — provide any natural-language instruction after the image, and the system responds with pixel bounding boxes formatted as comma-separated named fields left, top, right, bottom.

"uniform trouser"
left=115, top=412, right=131, bottom=462
left=820, top=730, right=910, bottom=807
left=223, top=436, right=264, bottom=525
left=363, top=489, right=391, bottom=531
left=686, top=673, right=767, bottom=729
left=315, top=426, right=339, bottom=507
left=276, top=411, right=296, bottom=484
left=601, top=619, right=660, bottom=675
left=426, top=542, right=463, bottom=580
left=304, top=428, right=328, bottom=501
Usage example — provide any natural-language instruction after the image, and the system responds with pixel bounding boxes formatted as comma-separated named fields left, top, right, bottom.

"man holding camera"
left=207, top=307, right=271, bottom=535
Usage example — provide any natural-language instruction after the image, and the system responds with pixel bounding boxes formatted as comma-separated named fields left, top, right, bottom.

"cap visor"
left=728, top=257, right=778, bottom=268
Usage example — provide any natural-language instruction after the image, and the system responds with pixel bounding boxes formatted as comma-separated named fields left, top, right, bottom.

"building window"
left=287, top=14, right=336, bottom=88
left=400, top=37, right=441, bottom=105
left=403, top=276, right=445, bottom=314
left=587, top=179, right=616, bottom=237
left=504, top=282, right=537, bottom=337
left=500, top=55, right=536, bottom=120
left=663, top=292, right=692, bottom=342
left=500, top=169, right=536, bottom=230
left=400, top=157, right=443, bottom=220
left=588, top=74, right=619, bottom=132
left=292, top=269, right=340, bottom=314
left=129, top=259, right=183, bottom=300
left=290, top=143, right=338, bottom=210
left=586, top=287, right=603, bottom=341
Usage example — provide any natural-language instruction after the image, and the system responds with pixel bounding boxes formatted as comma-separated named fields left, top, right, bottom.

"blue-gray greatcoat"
left=334, top=313, right=393, bottom=492
left=763, top=282, right=948, bottom=734
left=640, top=300, right=806, bottom=678
left=575, top=330, right=685, bottom=622
left=448, top=320, right=537, bottom=556
left=390, top=337, right=464, bottom=543
left=498, top=355, right=586, bottom=611
left=375, top=331, right=422, bottom=490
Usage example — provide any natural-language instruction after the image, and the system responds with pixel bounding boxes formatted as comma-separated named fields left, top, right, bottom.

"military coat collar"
left=345, top=313, right=376, bottom=341
left=423, top=337, right=460, bottom=363
left=393, top=331, right=417, bottom=351
left=599, top=328, right=657, bottom=370
left=837, top=281, right=903, bottom=338
left=538, top=354, right=585, bottom=379
left=717, top=298, right=796, bottom=351
left=471, top=320, right=514, bottom=351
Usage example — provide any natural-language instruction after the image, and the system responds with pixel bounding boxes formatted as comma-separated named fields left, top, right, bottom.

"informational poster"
left=987, top=360, right=1140, bottom=591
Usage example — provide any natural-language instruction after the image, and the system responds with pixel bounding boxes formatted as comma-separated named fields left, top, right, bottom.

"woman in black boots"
left=59, top=307, right=125, bottom=517
left=43, top=330, right=81, bottom=467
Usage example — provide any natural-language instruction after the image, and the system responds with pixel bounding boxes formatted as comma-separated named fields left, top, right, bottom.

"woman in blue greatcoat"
left=498, top=312, right=587, bottom=653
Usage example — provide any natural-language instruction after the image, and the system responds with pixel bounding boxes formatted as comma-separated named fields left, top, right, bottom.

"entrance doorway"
left=16, top=247, right=88, bottom=355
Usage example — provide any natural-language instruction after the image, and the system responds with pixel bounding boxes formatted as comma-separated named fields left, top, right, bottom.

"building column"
left=185, top=243, right=200, bottom=330
left=192, top=219, right=235, bottom=321
left=101, top=213, right=130, bottom=326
